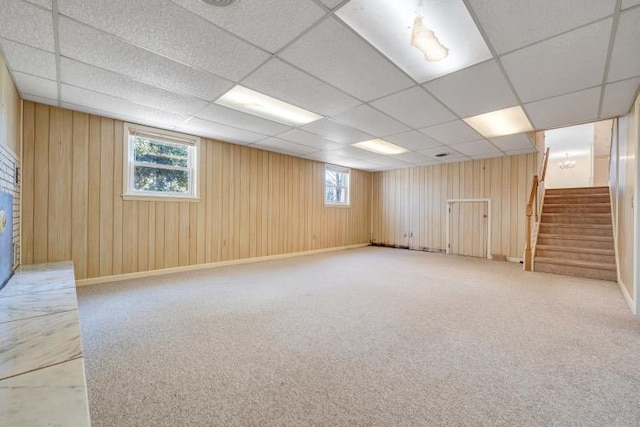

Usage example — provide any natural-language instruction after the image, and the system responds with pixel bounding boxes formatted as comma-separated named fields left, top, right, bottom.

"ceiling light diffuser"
left=215, top=85, right=322, bottom=126
left=353, top=139, right=409, bottom=155
left=463, top=106, right=534, bottom=138
left=336, top=0, right=491, bottom=82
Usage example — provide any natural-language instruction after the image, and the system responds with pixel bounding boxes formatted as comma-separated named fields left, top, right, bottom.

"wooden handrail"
left=524, top=147, right=551, bottom=271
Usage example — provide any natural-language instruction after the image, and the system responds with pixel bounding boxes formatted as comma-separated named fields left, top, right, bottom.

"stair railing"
left=524, top=147, right=550, bottom=271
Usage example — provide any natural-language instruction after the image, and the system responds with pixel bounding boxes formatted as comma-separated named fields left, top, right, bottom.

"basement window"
left=325, top=164, right=350, bottom=206
left=123, top=123, right=199, bottom=201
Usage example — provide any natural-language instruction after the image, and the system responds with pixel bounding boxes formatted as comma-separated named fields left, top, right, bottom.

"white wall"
left=544, top=123, right=594, bottom=188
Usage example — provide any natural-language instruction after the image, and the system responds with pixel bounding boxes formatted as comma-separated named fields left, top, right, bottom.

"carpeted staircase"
left=534, top=186, right=617, bottom=281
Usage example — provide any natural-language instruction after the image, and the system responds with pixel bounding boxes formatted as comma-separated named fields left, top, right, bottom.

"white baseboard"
left=617, top=279, right=636, bottom=315
left=76, top=243, right=370, bottom=287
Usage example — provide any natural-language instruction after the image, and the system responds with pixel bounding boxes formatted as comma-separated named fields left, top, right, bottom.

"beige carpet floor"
left=77, top=246, right=640, bottom=426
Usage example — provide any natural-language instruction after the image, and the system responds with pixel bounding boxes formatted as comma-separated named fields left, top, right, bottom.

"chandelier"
left=558, top=153, right=576, bottom=170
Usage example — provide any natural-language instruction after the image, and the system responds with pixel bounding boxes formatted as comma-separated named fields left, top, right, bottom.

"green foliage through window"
left=325, top=166, right=349, bottom=205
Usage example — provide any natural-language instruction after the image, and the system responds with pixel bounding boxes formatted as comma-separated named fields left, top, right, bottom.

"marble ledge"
left=0, top=286, right=78, bottom=324
left=0, top=262, right=75, bottom=298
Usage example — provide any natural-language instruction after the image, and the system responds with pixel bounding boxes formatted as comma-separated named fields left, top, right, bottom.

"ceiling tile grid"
left=0, top=0, right=639, bottom=171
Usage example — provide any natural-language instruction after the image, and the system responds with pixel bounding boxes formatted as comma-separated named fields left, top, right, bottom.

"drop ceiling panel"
left=385, top=130, right=442, bottom=151
left=61, top=84, right=191, bottom=127
left=622, top=0, right=640, bottom=9
left=370, top=86, right=455, bottom=129
left=252, top=138, right=319, bottom=156
left=324, top=145, right=380, bottom=160
left=420, top=120, right=483, bottom=144
left=276, top=129, right=341, bottom=151
left=501, top=18, right=612, bottom=103
left=177, top=117, right=264, bottom=144
left=418, top=147, right=468, bottom=163
left=332, top=104, right=409, bottom=136
left=607, top=7, right=640, bottom=82
left=196, top=104, right=291, bottom=136
left=450, top=139, right=501, bottom=156
left=301, top=118, right=372, bottom=144
left=601, top=77, right=640, bottom=118
left=466, top=0, right=616, bottom=54
left=490, top=133, right=535, bottom=152
left=242, top=58, right=360, bottom=116
left=392, top=151, right=433, bottom=164
left=24, top=0, right=52, bottom=9
left=368, top=156, right=411, bottom=169
left=505, top=147, right=537, bottom=156
left=169, top=0, right=325, bottom=53
left=0, top=38, right=56, bottom=80
left=318, top=0, right=345, bottom=10
left=12, top=72, right=57, bottom=99
left=61, top=59, right=209, bottom=116
left=469, top=152, right=504, bottom=160
left=424, top=60, right=518, bottom=117
left=58, top=18, right=234, bottom=102
left=58, top=0, right=269, bottom=81
left=0, top=0, right=54, bottom=51
left=524, top=87, right=601, bottom=130
left=279, top=17, right=414, bottom=101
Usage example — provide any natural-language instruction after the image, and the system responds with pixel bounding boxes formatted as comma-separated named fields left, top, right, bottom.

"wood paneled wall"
left=21, top=102, right=372, bottom=280
left=0, top=55, right=20, bottom=157
left=371, top=153, right=538, bottom=259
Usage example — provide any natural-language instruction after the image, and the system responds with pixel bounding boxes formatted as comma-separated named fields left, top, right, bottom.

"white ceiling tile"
left=368, top=156, right=412, bottom=169
left=420, top=120, right=483, bottom=144
left=490, top=133, right=535, bottom=152
left=177, top=117, right=264, bottom=144
left=418, top=147, right=468, bottom=163
left=501, top=19, right=612, bottom=103
left=622, top=0, right=640, bottom=9
left=58, top=0, right=269, bottom=81
left=425, top=60, right=518, bottom=117
left=607, top=7, right=640, bottom=82
left=24, top=0, right=52, bottom=9
left=12, top=72, right=57, bottom=99
left=61, top=59, right=209, bottom=116
left=524, top=87, right=601, bottom=130
left=505, top=147, right=537, bottom=156
left=370, top=87, right=455, bottom=129
left=467, top=0, right=616, bottom=54
left=242, top=58, right=360, bottom=116
left=601, top=77, right=640, bottom=118
left=0, top=38, right=56, bottom=80
left=324, top=146, right=381, bottom=160
left=169, top=0, right=325, bottom=53
left=392, top=151, right=433, bottom=164
left=195, top=104, right=291, bottom=136
left=58, top=18, right=234, bottom=102
left=385, top=130, right=442, bottom=151
left=317, top=0, right=344, bottom=9
left=469, top=152, right=504, bottom=160
left=450, top=139, right=501, bottom=155
left=301, top=118, right=372, bottom=144
left=276, top=129, right=341, bottom=151
left=252, top=138, right=318, bottom=156
left=61, top=84, right=190, bottom=127
left=0, top=0, right=54, bottom=51
left=332, top=104, right=409, bottom=136
left=279, top=17, right=414, bottom=101
left=21, top=93, right=57, bottom=107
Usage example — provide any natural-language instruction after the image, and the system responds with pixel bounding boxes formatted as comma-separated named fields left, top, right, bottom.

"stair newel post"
left=525, top=175, right=539, bottom=272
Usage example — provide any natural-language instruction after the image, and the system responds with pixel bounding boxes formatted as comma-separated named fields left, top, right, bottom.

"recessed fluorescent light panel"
left=336, top=0, right=492, bottom=82
left=463, top=106, right=534, bottom=138
left=215, top=85, right=322, bottom=126
left=353, top=139, right=409, bottom=155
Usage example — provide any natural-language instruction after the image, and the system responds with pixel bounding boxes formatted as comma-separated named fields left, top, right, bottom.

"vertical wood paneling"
left=371, top=154, right=538, bottom=259
left=22, top=104, right=372, bottom=279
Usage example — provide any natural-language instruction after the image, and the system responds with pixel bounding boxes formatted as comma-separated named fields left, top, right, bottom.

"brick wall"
left=0, top=144, right=19, bottom=268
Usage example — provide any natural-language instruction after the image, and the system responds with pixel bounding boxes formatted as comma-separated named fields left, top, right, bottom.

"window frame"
left=123, top=123, right=200, bottom=202
left=324, top=164, right=351, bottom=207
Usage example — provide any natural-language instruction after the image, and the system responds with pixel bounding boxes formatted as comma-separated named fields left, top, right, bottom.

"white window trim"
left=123, top=123, right=200, bottom=201
left=324, top=164, right=351, bottom=207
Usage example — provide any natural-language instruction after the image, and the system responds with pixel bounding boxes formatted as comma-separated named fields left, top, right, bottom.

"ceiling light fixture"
left=558, top=153, right=576, bottom=169
left=215, top=85, right=322, bottom=126
left=463, top=106, right=534, bottom=138
left=353, top=139, right=409, bottom=155
left=411, top=16, right=449, bottom=61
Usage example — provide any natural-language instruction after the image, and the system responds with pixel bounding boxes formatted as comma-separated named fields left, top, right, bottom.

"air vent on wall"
left=199, top=0, right=238, bottom=6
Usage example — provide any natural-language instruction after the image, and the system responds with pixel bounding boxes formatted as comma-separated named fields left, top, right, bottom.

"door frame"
left=446, top=198, right=492, bottom=259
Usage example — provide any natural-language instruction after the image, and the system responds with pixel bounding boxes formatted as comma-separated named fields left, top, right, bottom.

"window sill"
left=121, top=194, right=201, bottom=203
left=325, top=203, right=351, bottom=208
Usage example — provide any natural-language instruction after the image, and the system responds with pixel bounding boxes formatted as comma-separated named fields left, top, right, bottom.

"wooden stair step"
left=535, top=245, right=615, bottom=263
left=535, top=245, right=614, bottom=255
left=535, top=257, right=616, bottom=271
left=545, top=186, right=609, bottom=195
left=544, top=194, right=610, bottom=204
left=540, top=213, right=612, bottom=224
left=538, top=223, right=613, bottom=237
left=537, top=234, right=613, bottom=242
left=534, top=258, right=617, bottom=281
left=543, top=203, right=611, bottom=213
